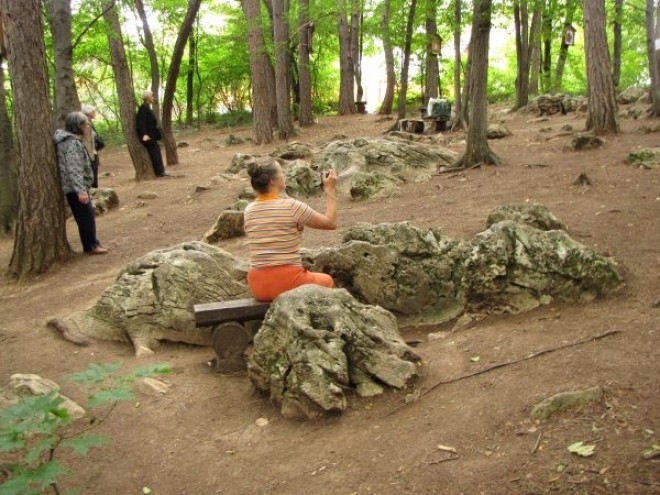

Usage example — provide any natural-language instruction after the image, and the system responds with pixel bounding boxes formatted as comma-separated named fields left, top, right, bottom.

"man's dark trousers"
left=143, top=141, right=166, bottom=176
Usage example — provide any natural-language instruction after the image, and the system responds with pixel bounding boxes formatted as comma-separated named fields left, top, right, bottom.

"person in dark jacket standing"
left=135, top=90, right=168, bottom=177
left=54, top=111, right=108, bottom=255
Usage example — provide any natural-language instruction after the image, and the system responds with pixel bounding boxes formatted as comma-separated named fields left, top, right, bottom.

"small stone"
left=137, top=191, right=158, bottom=200
left=255, top=417, right=269, bottom=427
left=531, top=386, right=603, bottom=420
left=136, top=377, right=170, bottom=396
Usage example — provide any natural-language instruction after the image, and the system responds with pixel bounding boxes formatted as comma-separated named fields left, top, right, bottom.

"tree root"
left=46, top=318, right=90, bottom=346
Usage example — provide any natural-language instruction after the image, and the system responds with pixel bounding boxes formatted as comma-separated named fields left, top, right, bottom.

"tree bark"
left=297, top=0, right=314, bottom=126
left=186, top=34, right=196, bottom=127
left=351, top=0, right=363, bottom=102
left=338, top=3, right=356, bottom=115
left=646, top=0, right=660, bottom=116
left=161, top=0, right=201, bottom=165
left=46, top=0, right=81, bottom=129
left=612, top=0, right=623, bottom=89
left=273, top=0, right=294, bottom=138
left=453, top=0, right=499, bottom=169
left=397, top=0, right=417, bottom=119
left=552, top=0, right=576, bottom=93
left=0, top=54, right=17, bottom=236
left=424, top=0, right=439, bottom=105
left=584, top=0, right=619, bottom=133
left=528, top=2, right=542, bottom=96
left=452, top=0, right=464, bottom=130
left=378, top=0, right=396, bottom=114
left=512, top=0, right=530, bottom=110
left=103, top=1, right=153, bottom=180
left=1, top=0, right=69, bottom=277
left=134, top=0, right=160, bottom=118
left=541, top=0, right=556, bottom=92
left=242, top=0, right=277, bottom=143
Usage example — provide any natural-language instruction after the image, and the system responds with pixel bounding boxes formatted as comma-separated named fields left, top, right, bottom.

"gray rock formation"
left=1, top=374, right=86, bottom=419
left=48, top=242, right=250, bottom=356
left=284, top=160, right=323, bottom=196
left=271, top=142, right=314, bottom=160
left=487, top=124, right=512, bottom=139
left=92, top=188, right=119, bottom=215
left=349, top=171, right=402, bottom=200
left=626, top=147, right=660, bottom=170
left=227, top=153, right=254, bottom=174
left=571, top=133, right=604, bottom=151
left=247, top=285, right=420, bottom=419
left=486, top=204, right=566, bottom=231
left=616, top=87, right=647, bottom=105
left=304, top=210, right=622, bottom=325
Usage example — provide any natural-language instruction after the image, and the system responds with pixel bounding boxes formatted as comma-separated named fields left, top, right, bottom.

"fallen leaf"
left=143, top=488, right=152, bottom=494
left=557, top=461, right=568, bottom=473
left=470, top=356, right=480, bottom=362
left=641, top=444, right=660, bottom=460
left=437, top=444, right=457, bottom=453
left=567, top=441, right=595, bottom=457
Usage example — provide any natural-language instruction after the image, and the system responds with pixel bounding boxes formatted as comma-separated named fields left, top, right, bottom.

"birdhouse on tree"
left=430, top=34, right=442, bottom=56
left=564, top=25, right=576, bottom=46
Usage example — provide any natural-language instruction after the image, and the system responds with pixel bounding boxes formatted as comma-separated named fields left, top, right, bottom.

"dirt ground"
left=0, top=106, right=659, bottom=495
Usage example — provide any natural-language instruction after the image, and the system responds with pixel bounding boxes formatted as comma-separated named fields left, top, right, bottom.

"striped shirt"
left=244, top=196, right=315, bottom=267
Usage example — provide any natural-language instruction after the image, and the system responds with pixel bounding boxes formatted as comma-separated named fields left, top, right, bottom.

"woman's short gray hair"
left=64, top=111, right=89, bottom=135
left=81, top=104, right=96, bottom=116
left=142, top=90, right=153, bottom=100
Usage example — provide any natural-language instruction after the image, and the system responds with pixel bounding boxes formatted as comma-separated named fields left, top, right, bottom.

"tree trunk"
left=186, top=35, right=196, bottom=127
left=528, top=2, right=542, bottom=96
left=351, top=1, right=363, bottom=103
left=452, top=0, right=464, bottom=130
left=612, top=0, right=623, bottom=89
left=584, top=0, right=619, bottom=133
left=378, top=0, right=396, bottom=114
left=338, top=6, right=356, bottom=114
left=424, top=0, right=439, bottom=105
left=103, top=1, right=153, bottom=180
left=397, top=0, right=417, bottom=119
left=541, top=0, right=555, bottom=92
left=161, top=0, right=201, bottom=166
left=0, top=57, right=17, bottom=236
left=273, top=0, right=294, bottom=138
left=46, top=0, right=81, bottom=129
left=134, top=0, right=160, bottom=118
left=646, top=0, right=660, bottom=116
left=1, top=0, right=69, bottom=277
left=552, top=0, right=576, bottom=92
left=512, top=0, right=530, bottom=110
left=242, top=0, right=277, bottom=143
left=297, top=0, right=314, bottom=126
left=453, top=0, right=499, bottom=169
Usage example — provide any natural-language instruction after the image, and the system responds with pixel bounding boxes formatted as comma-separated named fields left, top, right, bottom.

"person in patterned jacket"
left=54, top=111, right=108, bottom=255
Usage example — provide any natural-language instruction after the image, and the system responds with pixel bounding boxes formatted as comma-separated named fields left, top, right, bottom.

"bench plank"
left=193, top=298, right=270, bottom=327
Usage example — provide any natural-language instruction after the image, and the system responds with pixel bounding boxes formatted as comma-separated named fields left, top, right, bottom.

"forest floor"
left=0, top=105, right=659, bottom=494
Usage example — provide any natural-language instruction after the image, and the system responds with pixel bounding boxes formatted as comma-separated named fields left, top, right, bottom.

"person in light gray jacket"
left=54, top=111, right=108, bottom=254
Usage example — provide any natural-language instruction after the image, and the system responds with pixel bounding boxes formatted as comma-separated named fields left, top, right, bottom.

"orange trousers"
left=247, top=265, right=335, bottom=302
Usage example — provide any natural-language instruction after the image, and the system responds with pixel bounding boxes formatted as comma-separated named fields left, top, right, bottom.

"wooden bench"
left=193, top=298, right=272, bottom=373
left=193, top=298, right=271, bottom=327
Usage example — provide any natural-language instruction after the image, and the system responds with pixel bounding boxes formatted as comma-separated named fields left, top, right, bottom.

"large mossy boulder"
left=486, top=204, right=566, bottom=231
left=48, top=242, right=250, bottom=356
left=247, top=285, right=420, bottom=419
left=284, top=160, right=323, bottom=196
left=626, top=147, right=660, bottom=169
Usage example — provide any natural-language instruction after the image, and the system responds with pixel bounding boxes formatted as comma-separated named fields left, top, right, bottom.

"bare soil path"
left=1, top=107, right=659, bottom=494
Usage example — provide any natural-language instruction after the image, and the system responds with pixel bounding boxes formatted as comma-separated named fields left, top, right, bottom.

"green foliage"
left=0, top=362, right=171, bottom=494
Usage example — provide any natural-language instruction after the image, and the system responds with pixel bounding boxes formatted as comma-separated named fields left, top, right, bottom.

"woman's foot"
left=88, top=246, right=109, bottom=255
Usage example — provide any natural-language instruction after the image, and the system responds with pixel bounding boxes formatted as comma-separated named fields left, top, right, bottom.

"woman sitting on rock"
left=244, top=157, right=337, bottom=301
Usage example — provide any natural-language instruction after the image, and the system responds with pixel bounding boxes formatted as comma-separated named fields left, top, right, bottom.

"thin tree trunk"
left=1, top=0, right=69, bottom=277
left=528, top=2, right=542, bottom=96
left=134, top=0, right=160, bottom=118
left=584, top=0, right=619, bottom=133
left=378, top=0, right=396, bottom=114
left=552, top=0, right=576, bottom=92
left=351, top=0, right=363, bottom=102
left=297, top=0, right=314, bottom=126
left=273, top=0, right=294, bottom=138
left=186, top=35, right=196, bottom=126
left=452, top=0, right=464, bottom=130
left=103, top=0, right=153, bottom=180
left=161, top=0, right=201, bottom=165
left=612, top=0, right=623, bottom=89
left=646, top=0, right=660, bottom=116
left=541, top=0, right=555, bottom=92
left=397, top=0, right=417, bottom=119
left=242, top=0, right=277, bottom=143
left=46, top=0, right=81, bottom=128
left=512, top=0, right=530, bottom=110
left=453, top=0, right=499, bottom=168
left=0, top=55, right=17, bottom=236
left=338, top=4, right=356, bottom=114
left=425, top=0, right=439, bottom=105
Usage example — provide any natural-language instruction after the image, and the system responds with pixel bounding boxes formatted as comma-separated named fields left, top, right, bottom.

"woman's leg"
left=66, top=192, right=99, bottom=252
